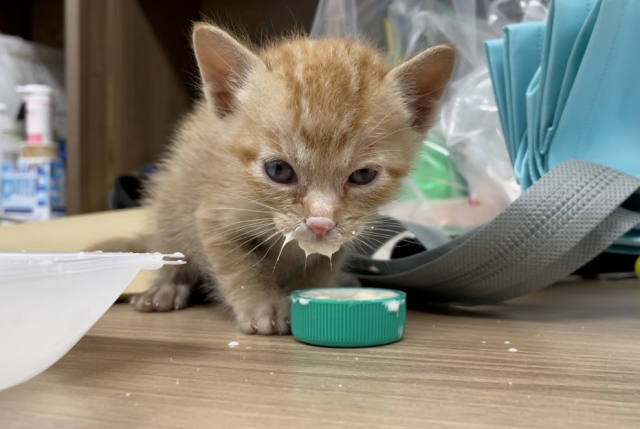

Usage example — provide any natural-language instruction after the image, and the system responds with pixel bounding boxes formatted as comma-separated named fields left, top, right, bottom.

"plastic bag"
left=312, top=0, right=395, bottom=49
left=0, top=34, right=66, bottom=140
left=311, top=0, right=547, bottom=232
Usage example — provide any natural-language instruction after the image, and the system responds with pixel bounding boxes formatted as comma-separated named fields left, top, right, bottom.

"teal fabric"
left=485, top=0, right=640, bottom=253
left=485, top=39, right=511, bottom=160
left=547, top=0, right=639, bottom=177
left=505, top=22, right=547, bottom=189
left=533, top=0, right=598, bottom=176
left=486, top=0, right=639, bottom=186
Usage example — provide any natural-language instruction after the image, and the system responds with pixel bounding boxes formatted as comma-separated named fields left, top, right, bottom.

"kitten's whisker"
left=213, top=219, right=273, bottom=233
left=359, top=219, right=406, bottom=230
left=201, top=207, right=274, bottom=215
left=347, top=237, right=370, bottom=256
left=360, top=218, right=409, bottom=228
left=361, top=232, right=399, bottom=242
left=204, top=222, right=275, bottom=245
left=220, top=225, right=278, bottom=244
left=251, top=234, right=284, bottom=269
left=352, top=235, right=380, bottom=248
left=221, top=227, right=277, bottom=255
left=343, top=241, right=357, bottom=254
left=214, top=191, right=285, bottom=215
left=360, top=218, right=401, bottom=226
left=360, top=220, right=402, bottom=227
left=388, top=240, right=420, bottom=249
left=357, top=222, right=403, bottom=234
left=203, top=217, right=271, bottom=229
left=357, top=235, right=386, bottom=246
left=360, top=217, right=397, bottom=225
left=231, top=230, right=282, bottom=266
left=361, top=227, right=409, bottom=236
left=202, top=218, right=272, bottom=235
left=272, top=231, right=293, bottom=275
left=361, top=224, right=409, bottom=233
left=351, top=237, right=379, bottom=254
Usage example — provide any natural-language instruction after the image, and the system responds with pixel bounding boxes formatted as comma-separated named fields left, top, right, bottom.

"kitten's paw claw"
left=235, top=295, right=291, bottom=335
left=130, top=283, right=191, bottom=312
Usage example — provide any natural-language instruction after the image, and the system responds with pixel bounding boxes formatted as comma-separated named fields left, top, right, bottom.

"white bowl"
left=0, top=251, right=184, bottom=391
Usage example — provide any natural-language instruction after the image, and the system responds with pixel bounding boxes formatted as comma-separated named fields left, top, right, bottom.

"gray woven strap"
left=347, top=159, right=640, bottom=305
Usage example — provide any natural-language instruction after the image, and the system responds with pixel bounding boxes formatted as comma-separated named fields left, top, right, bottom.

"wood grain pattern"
left=1, top=280, right=638, bottom=428
left=65, top=0, right=189, bottom=214
left=63, top=0, right=318, bottom=215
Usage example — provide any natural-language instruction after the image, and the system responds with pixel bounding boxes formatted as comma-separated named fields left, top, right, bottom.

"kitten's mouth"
left=296, top=239, right=342, bottom=259
left=282, top=224, right=343, bottom=259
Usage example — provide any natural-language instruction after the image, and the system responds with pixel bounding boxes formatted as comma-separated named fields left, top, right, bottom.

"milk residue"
left=279, top=224, right=343, bottom=261
left=298, top=288, right=399, bottom=301
left=384, top=299, right=405, bottom=313
left=293, top=288, right=405, bottom=312
left=296, top=240, right=342, bottom=259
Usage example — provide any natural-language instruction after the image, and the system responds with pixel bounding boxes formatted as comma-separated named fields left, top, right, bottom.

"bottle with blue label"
left=0, top=102, right=23, bottom=217
left=1, top=85, right=66, bottom=221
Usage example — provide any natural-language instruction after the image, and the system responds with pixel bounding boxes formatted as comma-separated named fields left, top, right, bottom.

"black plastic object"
left=388, top=237, right=636, bottom=280
left=108, top=175, right=145, bottom=209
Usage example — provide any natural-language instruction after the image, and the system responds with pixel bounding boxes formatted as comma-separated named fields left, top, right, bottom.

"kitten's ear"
left=386, top=44, right=456, bottom=132
left=192, top=23, right=263, bottom=117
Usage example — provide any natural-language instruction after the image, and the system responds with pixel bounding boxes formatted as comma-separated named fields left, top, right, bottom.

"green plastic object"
left=290, top=288, right=407, bottom=348
left=408, top=131, right=469, bottom=200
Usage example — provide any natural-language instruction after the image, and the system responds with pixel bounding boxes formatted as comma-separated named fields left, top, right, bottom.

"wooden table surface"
left=1, top=280, right=638, bottom=429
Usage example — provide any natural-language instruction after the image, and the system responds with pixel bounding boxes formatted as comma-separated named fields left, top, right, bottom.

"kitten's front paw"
left=130, top=282, right=191, bottom=312
left=233, top=295, right=291, bottom=335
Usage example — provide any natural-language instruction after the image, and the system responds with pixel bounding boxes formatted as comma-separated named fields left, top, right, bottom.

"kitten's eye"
left=348, top=168, right=377, bottom=185
left=265, top=160, right=296, bottom=184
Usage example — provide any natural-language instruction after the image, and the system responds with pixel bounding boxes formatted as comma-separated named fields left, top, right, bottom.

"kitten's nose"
left=305, top=217, right=336, bottom=239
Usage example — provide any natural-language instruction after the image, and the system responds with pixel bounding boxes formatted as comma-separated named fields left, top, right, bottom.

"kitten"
left=95, top=23, right=455, bottom=335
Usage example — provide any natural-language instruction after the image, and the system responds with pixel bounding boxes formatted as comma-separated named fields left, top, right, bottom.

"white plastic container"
left=16, top=84, right=54, bottom=144
left=0, top=251, right=185, bottom=391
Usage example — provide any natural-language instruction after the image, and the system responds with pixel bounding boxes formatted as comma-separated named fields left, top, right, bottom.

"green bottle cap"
left=290, top=288, right=407, bottom=348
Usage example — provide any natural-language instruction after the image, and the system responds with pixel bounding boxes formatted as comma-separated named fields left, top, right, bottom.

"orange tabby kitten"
left=96, top=23, right=455, bottom=335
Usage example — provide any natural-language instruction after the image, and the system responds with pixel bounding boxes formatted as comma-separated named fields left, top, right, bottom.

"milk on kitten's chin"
left=103, top=23, right=456, bottom=335
left=288, top=223, right=343, bottom=259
